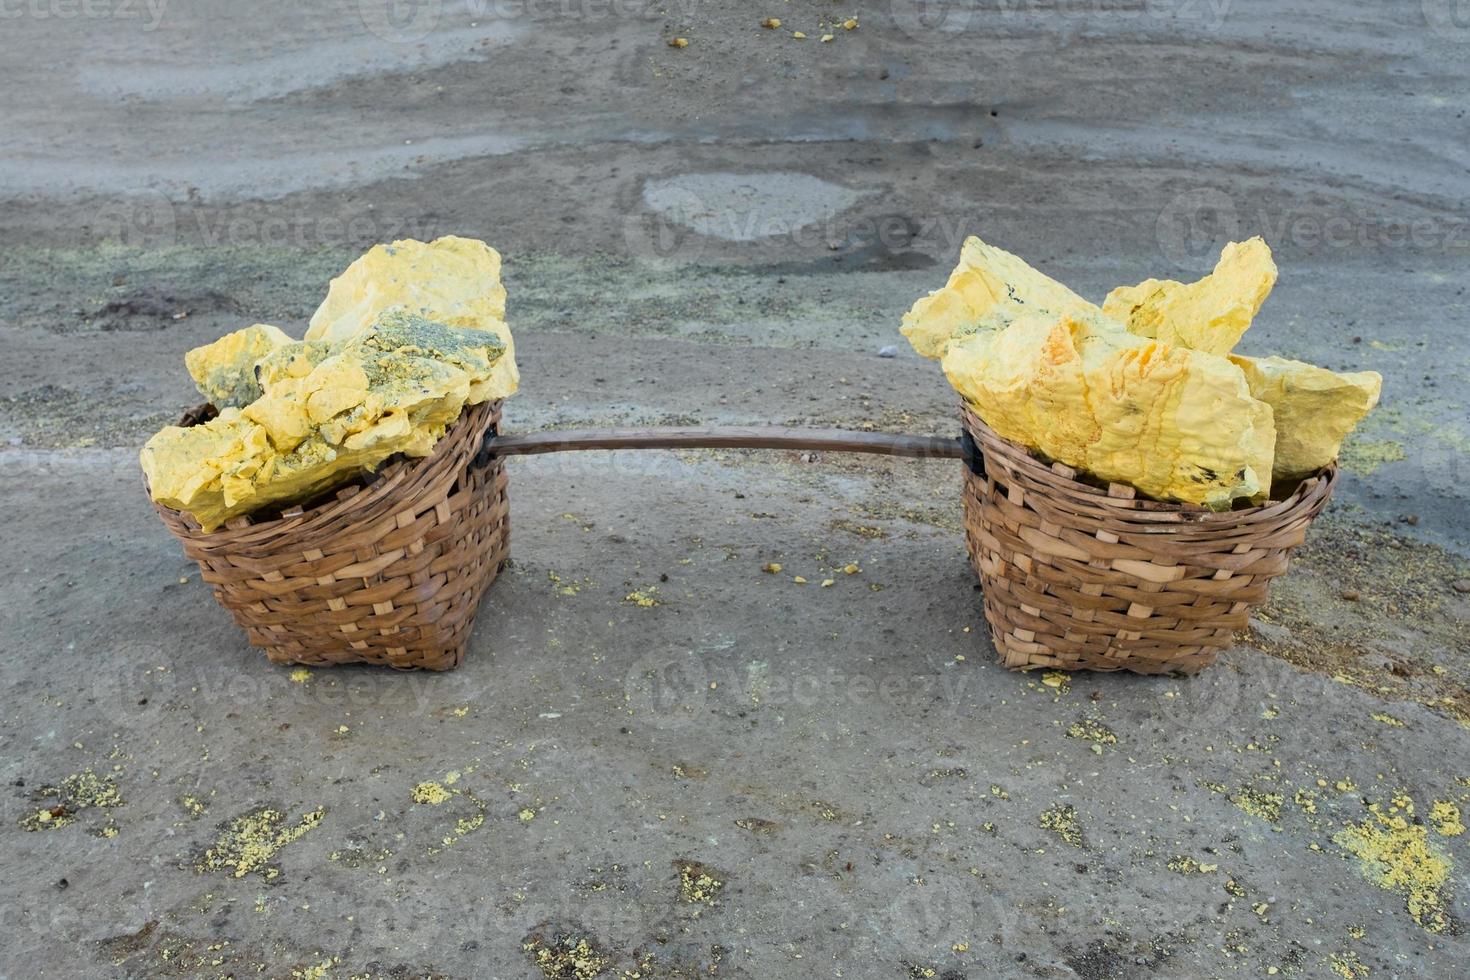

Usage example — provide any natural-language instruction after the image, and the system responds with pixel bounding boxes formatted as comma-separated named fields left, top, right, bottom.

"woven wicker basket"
left=960, top=406, right=1337, bottom=675
left=152, top=399, right=510, bottom=670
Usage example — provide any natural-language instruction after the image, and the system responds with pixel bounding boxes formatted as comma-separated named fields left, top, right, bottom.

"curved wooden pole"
left=484, top=426, right=966, bottom=460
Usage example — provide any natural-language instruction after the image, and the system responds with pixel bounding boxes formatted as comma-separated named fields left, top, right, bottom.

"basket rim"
left=959, top=403, right=1338, bottom=524
left=152, top=398, right=501, bottom=549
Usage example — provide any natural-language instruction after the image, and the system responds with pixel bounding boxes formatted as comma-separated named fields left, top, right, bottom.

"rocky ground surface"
left=2, top=2, right=1469, bottom=978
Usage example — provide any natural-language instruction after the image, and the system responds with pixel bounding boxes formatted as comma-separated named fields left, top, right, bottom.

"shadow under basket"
left=960, top=406, right=1337, bottom=676
left=152, top=399, right=510, bottom=670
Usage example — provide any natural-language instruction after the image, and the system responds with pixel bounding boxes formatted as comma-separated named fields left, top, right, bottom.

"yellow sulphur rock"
left=907, top=234, right=1380, bottom=503
left=1230, top=355, right=1382, bottom=481
left=306, top=235, right=517, bottom=402
left=943, top=311, right=1276, bottom=508
left=184, top=323, right=294, bottom=409
left=901, top=235, right=1096, bottom=359
left=1101, top=237, right=1276, bottom=356
left=143, top=310, right=505, bottom=530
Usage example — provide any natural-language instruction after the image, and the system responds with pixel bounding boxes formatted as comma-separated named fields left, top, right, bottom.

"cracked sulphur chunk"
left=906, top=234, right=1379, bottom=503
left=942, top=311, right=1275, bottom=507
left=900, top=234, right=1096, bottom=360
left=305, top=235, right=517, bottom=402
left=349, top=308, right=506, bottom=403
left=143, top=351, right=472, bottom=531
left=1230, top=355, right=1382, bottom=482
left=1101, top=237, right=1276, bottom=356
left=184, top=323, right=294, bottom=409
left=143, top=310, right=505, bottom=530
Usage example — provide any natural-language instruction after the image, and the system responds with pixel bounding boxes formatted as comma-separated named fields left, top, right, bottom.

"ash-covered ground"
left=2, top=2, right=1468, bottom=978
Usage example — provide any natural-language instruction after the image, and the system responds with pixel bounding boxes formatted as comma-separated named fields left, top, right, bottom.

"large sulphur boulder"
left=942, top=310, right=1276, bottom=507
left=306, top=235, right=517, bottom=402
left=1230, top=355, right=1382, bottom=482
left=1101, top=237, right=1277, bottom=356
left=905, top=234, right=1380, bottom=504
left=143, top=310, right=506, bottom=530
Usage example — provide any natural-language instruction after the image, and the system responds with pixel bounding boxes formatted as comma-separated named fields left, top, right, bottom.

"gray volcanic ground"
left=2, top=2, right=1468, bottom=978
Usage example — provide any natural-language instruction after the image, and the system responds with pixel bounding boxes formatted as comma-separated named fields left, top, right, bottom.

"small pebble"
left=1341, top=589, right=1360, bottom=601
left=1453, top=579, right=1470, bottom=594
left=877, top=345, right=898, bottom=358
left=668, top=37, right=688, bottom=48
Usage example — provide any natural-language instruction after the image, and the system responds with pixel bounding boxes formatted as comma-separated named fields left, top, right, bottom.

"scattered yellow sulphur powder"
left=1038, top=803, right=1084, bottom=847
left=624, top=589, right=660, bottom=607
left=1338, top=438, right=1406, bottom=477
left=288, top=668, right=311, bottom=684
left=197, top=807, right=325, bottom=879
left=1166, top=856, right=1218, bottom=875
left=1231, top=787, right=1284, bottom=823
left=1327, top=951, right=1369, bottom=979
left=1335, top=805, right=1454, bottom=933
left=1371, top=712, right=1406, bottom=727
left=1065, top=719, right=1117, bottom=745
left=1429, top=801, right=1465, bottom=837
left=19, top=770, right=123, bottom=832
left=519, top=808, right=536, bottom=822
left=411, top=781, right=452, bottom=805
left=677, top=862, right=726, bottom=904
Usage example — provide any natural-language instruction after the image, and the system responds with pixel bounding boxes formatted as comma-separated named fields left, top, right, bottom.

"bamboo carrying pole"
left=484, top=426, right=967, bottom=460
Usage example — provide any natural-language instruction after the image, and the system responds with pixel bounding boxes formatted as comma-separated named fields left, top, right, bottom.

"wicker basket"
left=960, top=406, right=1337, bottom=675
left=152, top=399, right=510, bottom=670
